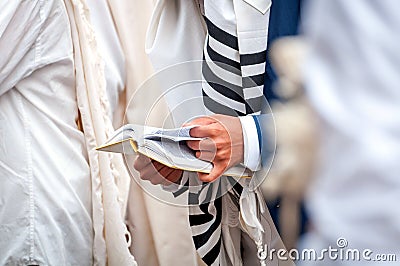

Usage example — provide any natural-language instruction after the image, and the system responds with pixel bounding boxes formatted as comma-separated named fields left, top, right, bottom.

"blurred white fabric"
left=301, top=0, right=400, bottom=265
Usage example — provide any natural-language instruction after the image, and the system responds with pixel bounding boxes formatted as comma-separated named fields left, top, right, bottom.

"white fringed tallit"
left=64, top=1, right=136, bottom=265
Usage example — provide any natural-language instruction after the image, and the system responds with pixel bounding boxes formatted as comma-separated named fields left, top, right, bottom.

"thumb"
left=198, top=163, right=226, bottom=182
left=183, top=116, right=216, bottom=127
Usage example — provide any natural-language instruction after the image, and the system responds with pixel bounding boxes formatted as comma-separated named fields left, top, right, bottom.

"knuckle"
left=215, top=141, right=224, bottom=150
left=219, top=149, right=230, bottom=158
left=210, top=128, right=219, bottom=136
left=149, top=179, right=158, bottom=185
left=192, top=141, right=201, bottom=150
left=139, top=172, right=149, bottom=180
left=202, top=175, right=216, bottom=182
left=199, top=140, right=208, bottom=150
left=150, top=175, right=163, bottom=184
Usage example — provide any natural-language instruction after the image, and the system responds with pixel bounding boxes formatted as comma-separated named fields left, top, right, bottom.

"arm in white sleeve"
left=239, top=115, right=261, bottom=171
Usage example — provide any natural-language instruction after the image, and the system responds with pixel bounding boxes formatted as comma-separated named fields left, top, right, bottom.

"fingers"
left=134, top=156, right=183, bottom=185
left=157, top=163, right=175, bottom=177
left=133, top=154, right=152, bottom=171
left=195, top=151, right=216, bottom=162
left=183, top=116, right=216, bottom=127
left=186, top=140, right=199, bottom=150
left=152, top=160, right=166, bottom=171
left=187, top=139, right=217, bottom=163
left=152, top=161, right=181, bottom=180
left=197, top=162, right=228, bottom=182
left=138, top=161, right=161, bottom=183
left=150, top=175, right=169, bottom=186
left=165, top=169, right=184, bottom=183
left=187, top=138, right=216, bottom=152
left=185, top=116, right=221, bottom=138
left=189, top=124, right=220, bottom=138
left=152, top=165, right=175, bottom=185
left=157, top=165, right=183, bottom=184
left=192, top=115, right=244, bottom=171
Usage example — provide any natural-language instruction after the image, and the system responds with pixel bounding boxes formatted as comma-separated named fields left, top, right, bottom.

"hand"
left=184, top=114, right=244, bottom=182
left=133, top=154, right=183, bottom=185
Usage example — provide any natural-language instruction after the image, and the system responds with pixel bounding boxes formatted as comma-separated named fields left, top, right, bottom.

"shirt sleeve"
left=0, top=1, right=41, bottom=96
left=239, top=115, right=261, bottom=171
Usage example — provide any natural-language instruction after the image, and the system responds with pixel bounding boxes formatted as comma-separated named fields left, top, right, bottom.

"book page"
left=143, top=139, right=211, bottom=172
left=144, top=125, right=204, bottom=142
left=97, top=123, right=252, bottom=177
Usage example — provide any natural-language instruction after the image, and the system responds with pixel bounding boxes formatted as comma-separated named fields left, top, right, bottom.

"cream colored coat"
left=64, top=0, right=136, bottom=265
left=106, top=1, right=204, bottom=265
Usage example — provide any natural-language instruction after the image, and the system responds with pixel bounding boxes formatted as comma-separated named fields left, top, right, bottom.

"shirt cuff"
left=239, top=116, right=261, bottom=171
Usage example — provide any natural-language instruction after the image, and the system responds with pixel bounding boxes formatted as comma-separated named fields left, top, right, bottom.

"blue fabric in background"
left=264, top=0, right=302, bottom=102
left=262, top=0, right=309, bottom=237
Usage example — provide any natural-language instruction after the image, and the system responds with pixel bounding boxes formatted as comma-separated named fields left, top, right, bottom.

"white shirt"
left=301, top=1, right=400, bottom=264
left=0, top=1, right=124, bottom=265
left=239, top=116, right=261, bottom=171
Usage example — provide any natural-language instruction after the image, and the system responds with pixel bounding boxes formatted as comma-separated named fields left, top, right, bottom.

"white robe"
left=0, top=1, right=92, bottom=264
left=0, top=0, right=135, bottom=265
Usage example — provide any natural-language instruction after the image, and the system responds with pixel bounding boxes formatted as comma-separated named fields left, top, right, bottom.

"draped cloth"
left=63, top=0, right=136, bottom=265
left=107, top=0, right=204, bottom=265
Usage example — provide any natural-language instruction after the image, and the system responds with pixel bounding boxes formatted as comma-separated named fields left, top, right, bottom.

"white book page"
left=144, top=125, right=204, bottom=142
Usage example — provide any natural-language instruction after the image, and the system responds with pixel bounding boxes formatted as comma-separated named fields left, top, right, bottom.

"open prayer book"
left=96, top=124, right=252, bottom=178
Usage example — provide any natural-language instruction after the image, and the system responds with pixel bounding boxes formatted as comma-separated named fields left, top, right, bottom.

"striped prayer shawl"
left=184, top=1, right=270, bottom=265
left=202, top=16, right=266, bottom=116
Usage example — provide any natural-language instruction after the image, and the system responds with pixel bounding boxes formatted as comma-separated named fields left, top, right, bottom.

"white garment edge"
left=239, top=116, right=261, bottom=171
